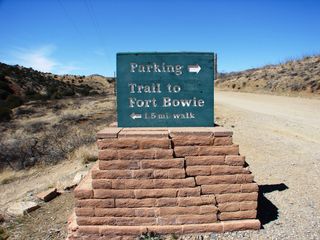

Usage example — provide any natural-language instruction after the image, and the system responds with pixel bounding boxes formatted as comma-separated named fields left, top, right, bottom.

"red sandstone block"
left=177, top=187, right=201, bottom=197
left=225, top=155, right=245, bottom=166
left=169, top=128, right=214, bottom=138
left=97, top=137, right=171, bottom=150
left=214, top=137, right=233, bottom=146
left=146, top=225, right=183, bottom=234
left=94, top=189, right=134, bottom=199
left=118, top=130, right=168, bottom=138
left=178, top=196, right=216, bottom=207
left=116, top=149, right=173, bottom=160
left=141, top=159, right=184, bottom=169
left=158, top=206, right=201, bottom=216
left=134, top=188, right=178, bottom=199
left=75, top=199, right=114, bottom=208
left=185, top=156, right=225, bottom=166
left=98, top=225, right=146, bottom=235
left=236, top=174, right=254, bottom=183
left=97, top=138, right=139, bottom=150
left=148, top=225, right=182, bottom=234
left=222, top=219, right=261, bottom=232
left=172, top=135, right=214, bottom=146
left=216, top=192, right=258, bottom=203
left=186, top=166, right=211, bottom=176
left=155, top=149, right=174, bottom=159
left=198, top=145, right=239, bottom=156
left=78, top=226, right=100, bottom=234
left=209, top=127, right=233, bottom=137
left=95, top=208, right=135, bottom=217
left=195, top=175, right=237, bottom=185
left=240, top=201, right=258, bottom=211
left=139, top=138, right=171, bottom=149
left=177, top=214, right=218, bottom=224
left=159, top=205, right=216, bottom=216
left=219, top=210, right=257, bottom=221
left=36, top=188, right=58, bottom=202
left=174, top=146, right=198, bottom=157
left=201, top=184, right=241, bottom=194
left=200, top=205, right=219, bottom=214
left=122, top=127, right=168, bottom=131
left=241, top=183, right=259, bottom=193
left=96, top=128, right=122, bottom=139
left=211, top=166, right=248, bottom=175
left=175, top=145, right=239, bottom=157
left=153, top=178, right=195, bottom=188
left=112, top=179, right=154, bottom=189
left=135, top=208, right=157, bottom=217
left=218, top=202, right=240, bottom=212
left=219, top=201, right=258, bottom=212
left=156, top=198, right=178, bottom=207
left=92, top=169, right=132, bottom=179
left=77, top=216, right=156, bottom=226
left=74, top=188, right=93, bottom=199
left=132, top=169, right=154, bottom=179
left=116, top=198, right=156, bottom=208
left=168, top=168, right=186, bottom=178
left=94, top=208, right=156, bottom=217
left=75, top=208, right=95, bottom=217
left=92, top=179, right=112, bottom=189
left=182, top=223, right=223, bottom=234
left=99, top=160, right=139, bottom=170
left=98, top=149, right=118, bottom=160
left=154, top=169, right=185, bottom=179
left=111, top=179, right=194, bottom=189
left=118, top=149, right=155, bottom=160
left=157, top=216, right=177, bottom=225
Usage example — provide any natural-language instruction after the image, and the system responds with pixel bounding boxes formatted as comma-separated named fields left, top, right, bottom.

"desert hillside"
left=0, top=62, right=115, bottom=121
left=215, top=55, right=320, bottom=96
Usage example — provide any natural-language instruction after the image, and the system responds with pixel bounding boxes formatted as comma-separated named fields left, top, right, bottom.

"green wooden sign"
left=117, top=52, right=215, bottom=127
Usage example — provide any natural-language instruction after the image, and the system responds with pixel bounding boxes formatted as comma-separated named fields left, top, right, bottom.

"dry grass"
left=215, top=55, right=320, bottom=97
left=0, top=95, right=116, bottom=171
left=68, top=144, right=98, bottom=165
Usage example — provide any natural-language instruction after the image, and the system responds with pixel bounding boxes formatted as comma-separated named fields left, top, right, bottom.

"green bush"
left=5, top=95, right=23, bottom=109
left=0, top=106, right=12, bottom=121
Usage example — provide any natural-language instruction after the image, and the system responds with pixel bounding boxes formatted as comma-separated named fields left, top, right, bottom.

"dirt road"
left=215, top=91, right=320, bottom=239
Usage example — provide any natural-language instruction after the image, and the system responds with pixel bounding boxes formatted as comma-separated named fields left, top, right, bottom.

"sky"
left=0, top=0, right=320, bottom=76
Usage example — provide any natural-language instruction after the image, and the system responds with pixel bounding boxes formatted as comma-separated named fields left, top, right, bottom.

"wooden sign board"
left=117, top=52, right=215, bottom=127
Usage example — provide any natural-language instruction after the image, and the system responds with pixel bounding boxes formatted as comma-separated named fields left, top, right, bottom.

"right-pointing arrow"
left=188, top=64, right=201, bottom=74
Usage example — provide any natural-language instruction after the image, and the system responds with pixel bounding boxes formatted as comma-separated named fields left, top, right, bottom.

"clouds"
left=7, top=45, right=82, bottom=74
left=12, top=45, right=57, bottom=72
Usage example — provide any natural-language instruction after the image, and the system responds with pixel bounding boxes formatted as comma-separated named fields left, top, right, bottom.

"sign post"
left=117, top=52, right=215, bottom=127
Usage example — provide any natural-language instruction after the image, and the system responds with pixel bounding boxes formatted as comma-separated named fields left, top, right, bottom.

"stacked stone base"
left=67, top=127, right=260, bottom=240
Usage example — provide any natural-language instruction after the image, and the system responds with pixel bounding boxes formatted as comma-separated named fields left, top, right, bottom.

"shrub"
left=14, top=107, right=35, bottom=116
left=5, top=95, right=23, bottom=109
left=139, top=231, right=162, bottom=240
left=0, top=80, right=12, bottom=93
left=0, top=89, right=10, bottom=100
left=0, top=107, right=11, bottom=121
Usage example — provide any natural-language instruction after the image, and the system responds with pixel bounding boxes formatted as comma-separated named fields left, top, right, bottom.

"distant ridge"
left=0, top=62, right=115, bottom=119
left=215, top=55, right=320, bottom=96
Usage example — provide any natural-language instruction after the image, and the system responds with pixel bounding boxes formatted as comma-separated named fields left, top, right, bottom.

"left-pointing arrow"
left=130, top=113, right=142, bottom=119
left=188, top=64, right=201, bottom=74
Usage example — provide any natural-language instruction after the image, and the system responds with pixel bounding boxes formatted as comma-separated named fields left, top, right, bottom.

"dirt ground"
left=1, top=91, right=320, bottom=239
left=214, top=90, right=320, bottom=239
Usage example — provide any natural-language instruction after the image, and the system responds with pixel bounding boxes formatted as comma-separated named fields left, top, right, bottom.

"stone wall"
left=67, top=127, right=260, bottom=240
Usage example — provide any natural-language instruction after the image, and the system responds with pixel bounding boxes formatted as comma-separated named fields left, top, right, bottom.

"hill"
left=215, top=55, right=320, bottom=96
left=0, top=62, right=115, bottom=121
